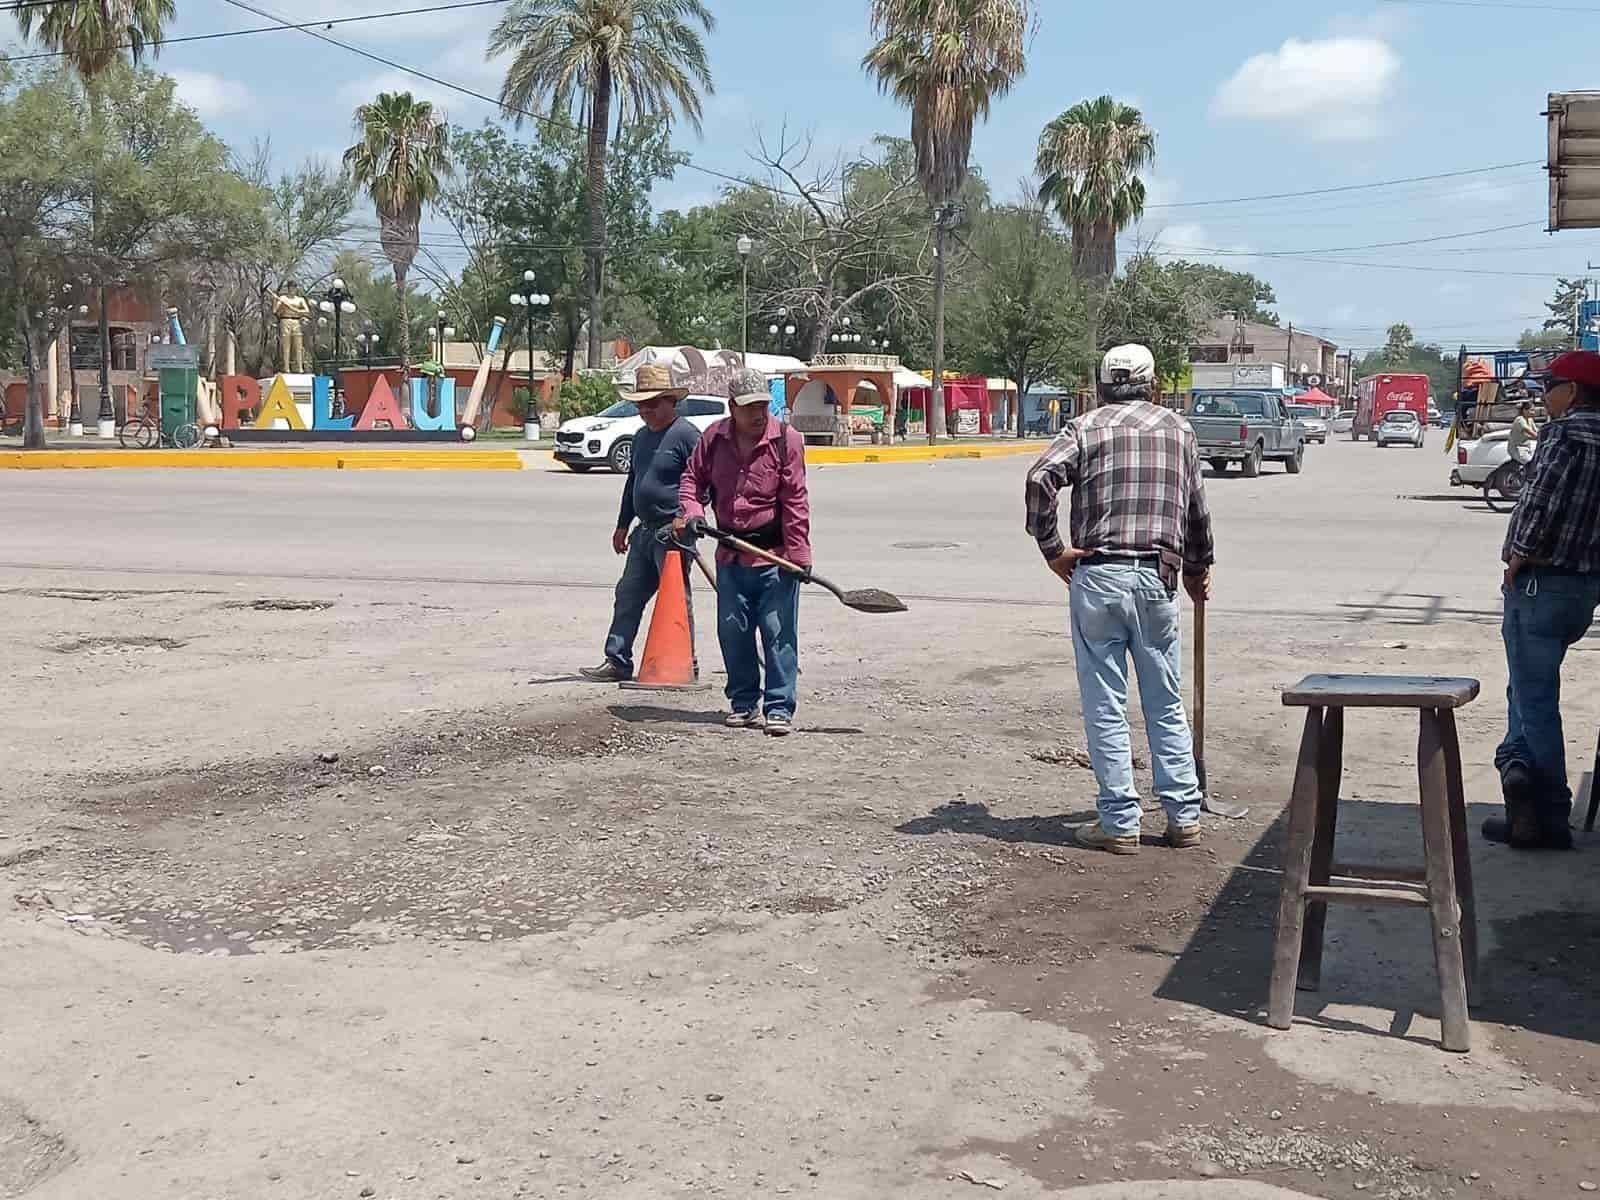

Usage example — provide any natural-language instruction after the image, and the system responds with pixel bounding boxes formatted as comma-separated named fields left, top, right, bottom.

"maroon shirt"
left=679, top=416, right=812, bottom=567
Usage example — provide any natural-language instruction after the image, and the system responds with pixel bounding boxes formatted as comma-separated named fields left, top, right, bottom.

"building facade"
left=1188, top=317, right=1340, bottom=390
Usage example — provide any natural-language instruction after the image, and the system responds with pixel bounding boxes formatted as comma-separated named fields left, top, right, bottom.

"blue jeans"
left=1069, top=562, right=1203, bottom=836
left=1494, top=567, right=1600, bottom=830
left=717, top=562, right=799, bottom=718
left=602, top=525, right=695, bottom=677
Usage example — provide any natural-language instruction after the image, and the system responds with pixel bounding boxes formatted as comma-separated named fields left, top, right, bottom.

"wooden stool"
left=1268, top=674, right=1481, bottom=1053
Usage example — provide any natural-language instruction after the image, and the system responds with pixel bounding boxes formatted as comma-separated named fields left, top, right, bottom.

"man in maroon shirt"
left=674, top=369, right=811, bottom=736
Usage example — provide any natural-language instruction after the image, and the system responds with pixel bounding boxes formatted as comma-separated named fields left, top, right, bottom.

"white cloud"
left=170, top=69, right=251, bottom=118
left=1212, top=36, right=1400, bottom=142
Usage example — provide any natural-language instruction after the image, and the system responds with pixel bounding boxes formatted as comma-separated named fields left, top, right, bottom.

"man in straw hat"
left=674, top=368, right=811, bottom=736
left=580, top=364, right=703, bottom=683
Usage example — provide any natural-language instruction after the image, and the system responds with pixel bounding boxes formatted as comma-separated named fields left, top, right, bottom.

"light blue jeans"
left=1070, top=562, right=1203, bottom=836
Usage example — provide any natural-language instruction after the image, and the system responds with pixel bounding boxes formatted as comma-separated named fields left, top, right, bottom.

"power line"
left=1378, top=0, right=1600, bottom=11
left=1142, top=160, right=1542, bottom=210
left=1, top=0, right=515, bottom=62
left=1143, top=248, right=1564, bottom=279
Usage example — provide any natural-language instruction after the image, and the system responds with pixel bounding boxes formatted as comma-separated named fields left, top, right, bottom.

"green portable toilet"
left=147, top=344, right=199, bottom=435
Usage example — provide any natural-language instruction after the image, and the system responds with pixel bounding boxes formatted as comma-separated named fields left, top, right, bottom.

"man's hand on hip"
left=1183, top=569, right=1212, bottom=605
left=612, top=527, right=630, bottom=555
left=1046, top=548, right=1090, bottom=587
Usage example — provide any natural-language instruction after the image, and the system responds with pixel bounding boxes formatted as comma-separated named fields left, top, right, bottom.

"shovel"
left=691, top=520, right=908, bottom=614
left=1195, top=599, right=1248, bottom=820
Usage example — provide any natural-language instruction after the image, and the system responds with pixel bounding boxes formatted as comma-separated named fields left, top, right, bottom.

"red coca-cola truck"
left=1353, top=372, right=1430, bottom=442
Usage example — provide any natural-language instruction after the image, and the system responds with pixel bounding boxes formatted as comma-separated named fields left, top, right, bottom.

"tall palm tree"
left=344, top=92, right=452, bottom=378
left=1035, top=96, right=1154, bottom=285
left=864, top=0, right=1031, bottom=443
left=10, top=0, right=175, bottom=440
left=490, top=0, right=715, bottom=371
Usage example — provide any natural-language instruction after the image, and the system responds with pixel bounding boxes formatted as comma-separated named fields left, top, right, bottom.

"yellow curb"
left=0, top=450, right=523, bottom=471
left=807, top=441, right=1048, bottom=466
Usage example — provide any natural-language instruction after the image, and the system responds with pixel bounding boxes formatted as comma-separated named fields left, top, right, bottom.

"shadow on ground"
left=1156, top=796, right=1600, bottom=1047
left=897, top=801, right=1099, bottom=847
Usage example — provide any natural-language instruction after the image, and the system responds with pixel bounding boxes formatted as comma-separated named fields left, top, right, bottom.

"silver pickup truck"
left=1187, top=390, right=1305, bottom=477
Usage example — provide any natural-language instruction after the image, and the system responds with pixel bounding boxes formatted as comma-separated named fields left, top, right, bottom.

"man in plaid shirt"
left=1487, top=350, right=1600, bottom=850
left=1026, top=344, right=1215, bottom=855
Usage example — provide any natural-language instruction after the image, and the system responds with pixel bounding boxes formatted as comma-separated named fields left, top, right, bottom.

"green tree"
left=1382, top=322, right=1415, bottom=367
left=1162, top=261, right=1277, bottom=324
left=9, top=0, right=175, bottom=434
left=1098, top=253, right=1212, bottom=387
left=490, top=0, right=715, bottom=371
left=343, top=92, right=452, bottom=376
left=1518, top=327, right=1570, bottom=352
left=1543, top=276, right=1586, bottom=334
left=947, top=199, right=1087, bottom=435
left=1036, top=96, right=1155, bottom=284
left=864, top=0, right=1032, bottom=443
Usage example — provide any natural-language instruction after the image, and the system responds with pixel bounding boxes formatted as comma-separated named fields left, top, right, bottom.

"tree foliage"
left=1543, top=277, right=1586, bottom=334
left=1036, top=96, right=1154, bottom=284
left=1098, top=253, right=1214, bottom=386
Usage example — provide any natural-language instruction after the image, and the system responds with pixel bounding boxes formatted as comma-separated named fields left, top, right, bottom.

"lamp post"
left=68, top=300, right=88, bottom=435
left=737, top=234, right=753, bottom=362
left=508, top=269, right=551, bottom=441
left=318, top=277, right=356, bottom=370
left=354, top=328, right=379, bottom=367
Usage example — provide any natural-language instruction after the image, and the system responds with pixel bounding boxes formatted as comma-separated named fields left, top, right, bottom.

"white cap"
left=1100, top=343, right=1156, bottom=385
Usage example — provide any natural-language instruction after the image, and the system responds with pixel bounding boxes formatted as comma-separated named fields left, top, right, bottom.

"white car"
left=1288, top=404, right=1328, bottom=444
left=554, top=394, right=731, bottom=473
left=1451, top=429, right=1511, bottom=487
left=1331, top=409, right=1355, bottom=434
left=1376, top=409, right=1425, bottom=448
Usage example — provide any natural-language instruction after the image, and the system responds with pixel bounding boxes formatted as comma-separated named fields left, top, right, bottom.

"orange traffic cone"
left=619, top=549, right=705, bottom=691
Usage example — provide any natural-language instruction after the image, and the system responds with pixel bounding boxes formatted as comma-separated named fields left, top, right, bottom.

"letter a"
left=254, top=375, right=306, bottom=430
left=355, top=376, right=408, bottom=431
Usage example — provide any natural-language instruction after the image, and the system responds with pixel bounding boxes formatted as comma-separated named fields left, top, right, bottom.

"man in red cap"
left=1488, top=350, right=1600, bottom=849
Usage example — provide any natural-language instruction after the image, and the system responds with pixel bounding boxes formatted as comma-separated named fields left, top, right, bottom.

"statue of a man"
left=265, top=280, right=312, bottom=374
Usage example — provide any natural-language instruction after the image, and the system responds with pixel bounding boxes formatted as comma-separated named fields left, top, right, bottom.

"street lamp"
left=354, top=328, right=380, bottom=367
left=318, top=277, right=356, bottom=370
left=736, top=234, right=753, bottom=362
left=508, top=268, right=551, bottom=441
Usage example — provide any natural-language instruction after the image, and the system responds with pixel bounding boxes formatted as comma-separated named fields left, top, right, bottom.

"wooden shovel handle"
left=1194, top=599, right=1206, bottom=755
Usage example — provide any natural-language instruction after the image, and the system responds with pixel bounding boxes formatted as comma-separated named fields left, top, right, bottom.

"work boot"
left=579, top=661, right=630, bottom=683
left=1073, top=822, right=1139, bottom=855
left=1495, top=762, right=1542, bottom=848
left=1166, top=820, right=1203, bottom=849
left=1481, top=816, right=1574, bottom=851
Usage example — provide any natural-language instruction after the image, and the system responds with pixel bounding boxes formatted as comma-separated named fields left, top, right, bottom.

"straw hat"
left=622, top=363, right=689, bottom=402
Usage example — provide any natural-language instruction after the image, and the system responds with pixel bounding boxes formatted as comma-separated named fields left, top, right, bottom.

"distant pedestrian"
left=1025, top=344, right=1215, bottom=855
left=580, top=365, right=701, bottom=683
left=675, top=368, right=811, bottom=736
left=1486, top=350, right=1600, bottom=850
left=1508, top=400, right=1538, bottom=465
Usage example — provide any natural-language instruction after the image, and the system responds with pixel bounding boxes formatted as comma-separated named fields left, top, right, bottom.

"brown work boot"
left=1166, top=820, right=1203, bottom=849
left=1073, top=822, right=1139, bottom=855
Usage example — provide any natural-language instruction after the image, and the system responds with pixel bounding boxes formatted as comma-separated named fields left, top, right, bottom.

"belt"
left=1079, top=553, right=1162, bottom=569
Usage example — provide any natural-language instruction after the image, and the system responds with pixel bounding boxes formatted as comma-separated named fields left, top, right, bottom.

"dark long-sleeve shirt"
left=678, top=416, right=812, bottom=567
left=1025, top=400, right=1215, bottom=580
left=1504, top=407, right=1600, bottom=573
left=618, top=417, right=700, bottom=531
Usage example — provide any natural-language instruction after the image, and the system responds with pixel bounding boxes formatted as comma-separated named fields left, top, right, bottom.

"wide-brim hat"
left=622, top=363, right=689, bottom=402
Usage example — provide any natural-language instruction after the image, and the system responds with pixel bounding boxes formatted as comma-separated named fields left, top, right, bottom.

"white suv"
left=554, top=394, right=731, bottom=473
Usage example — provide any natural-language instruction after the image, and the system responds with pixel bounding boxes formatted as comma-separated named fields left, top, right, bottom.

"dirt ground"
left=1, top=445, right=1597, bottom=1199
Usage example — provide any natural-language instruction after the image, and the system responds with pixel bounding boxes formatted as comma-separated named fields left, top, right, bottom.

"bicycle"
left=119, top=413, right=202, bottom=450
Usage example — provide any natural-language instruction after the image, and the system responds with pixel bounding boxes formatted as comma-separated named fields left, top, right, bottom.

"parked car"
left=1331, top=409, right=1355, bottom=434
left=1451, top=429, right=1510, bottom=487
left=1187, top=390, right=1305, bottom=477
left=554, top=394, right=731, bottom=473
left=1376, top=409, right=1425, bottom=448
left=1287, top=404, right=1328, bottom=444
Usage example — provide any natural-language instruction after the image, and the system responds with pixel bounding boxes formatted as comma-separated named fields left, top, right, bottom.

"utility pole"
left=1285, top=323, right=1294, bottom=386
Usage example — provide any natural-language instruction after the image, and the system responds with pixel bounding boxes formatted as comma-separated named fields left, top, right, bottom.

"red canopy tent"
left=1295, top=386, right=1337, bottom=415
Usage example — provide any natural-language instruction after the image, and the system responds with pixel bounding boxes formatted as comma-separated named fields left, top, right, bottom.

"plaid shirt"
left=1504, top=407, right=1600, bottom=573
left=1025, top=400, right=1215, bottom=578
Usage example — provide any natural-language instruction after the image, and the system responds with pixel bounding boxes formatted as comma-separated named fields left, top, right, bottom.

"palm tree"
left=490, top=0, right=715, bottom=371
left=1035, top=96, right=1154, bottom=285
left=864, top=0, right=1031, bottom=443
left=10, top=0, right=175, bottom=441
left=343, top=92, right=452, bottom=377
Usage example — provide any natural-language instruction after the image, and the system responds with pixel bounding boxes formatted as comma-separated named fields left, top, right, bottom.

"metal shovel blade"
left=839, top=587, right=908, bottom=614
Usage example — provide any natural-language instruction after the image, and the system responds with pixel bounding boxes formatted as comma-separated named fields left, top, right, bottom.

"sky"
left=8, top=0, right=1600, bottom=355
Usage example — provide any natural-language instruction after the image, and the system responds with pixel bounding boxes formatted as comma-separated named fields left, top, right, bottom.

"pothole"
left=50, top=636, right=185, bottom=656
left=891, top=540, right=963, bottom=550
left=0, top=1098, right=72, bottom=1198
left=223, top=598, right=334, bottom=613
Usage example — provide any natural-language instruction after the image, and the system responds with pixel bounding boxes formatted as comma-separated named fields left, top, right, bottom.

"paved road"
left=4, top=438, right=1597, bottom=1200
